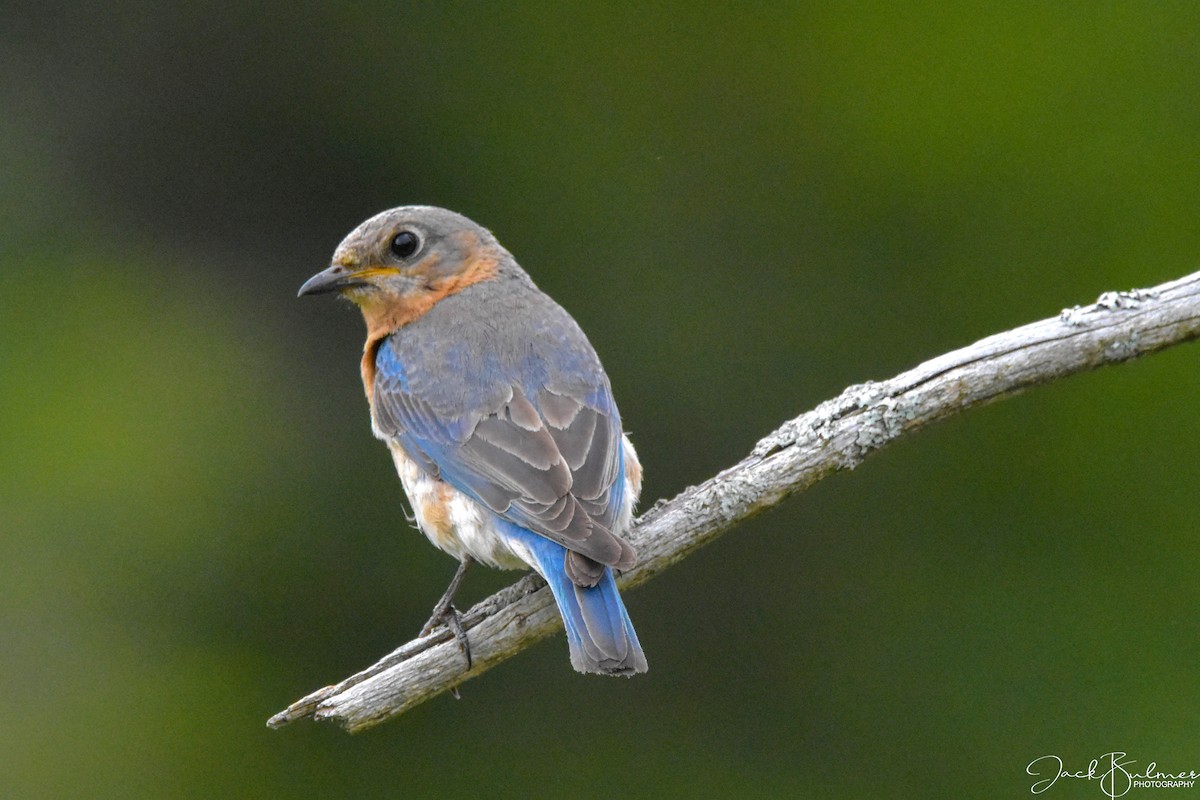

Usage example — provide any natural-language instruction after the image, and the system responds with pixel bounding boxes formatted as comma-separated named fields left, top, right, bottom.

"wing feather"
left=373, top=340, right=636, bottom=579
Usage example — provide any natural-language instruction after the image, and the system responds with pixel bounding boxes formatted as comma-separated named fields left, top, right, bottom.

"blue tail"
left=498, top=522, right=647, bottom=675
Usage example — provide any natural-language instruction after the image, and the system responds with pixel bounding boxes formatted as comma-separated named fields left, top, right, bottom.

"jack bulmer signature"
left=1027, top=752, right=1200, bottom=797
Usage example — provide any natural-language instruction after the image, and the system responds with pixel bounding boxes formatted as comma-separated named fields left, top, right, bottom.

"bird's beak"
left=298, top=264, right=358, bottom=297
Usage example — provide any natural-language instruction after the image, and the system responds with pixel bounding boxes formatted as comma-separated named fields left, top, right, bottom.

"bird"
left=298, top=206, right=647, bottom=675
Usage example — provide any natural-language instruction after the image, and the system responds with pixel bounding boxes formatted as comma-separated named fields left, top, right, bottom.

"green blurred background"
left=4, top=3, right=1200, bottom=798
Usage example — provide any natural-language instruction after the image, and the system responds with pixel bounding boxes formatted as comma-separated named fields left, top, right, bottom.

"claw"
left=420, top=558, right=473, bottom=669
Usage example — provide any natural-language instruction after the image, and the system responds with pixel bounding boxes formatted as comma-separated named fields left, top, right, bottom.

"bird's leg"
left=420, top=556, right=473, bottom=669
left=420, top=556, right=472, bottom=635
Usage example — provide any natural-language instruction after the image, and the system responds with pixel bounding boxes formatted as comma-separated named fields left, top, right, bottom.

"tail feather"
left=566, top=568, right=646, bottom=674
left=499, top=522, right=647, bottom=675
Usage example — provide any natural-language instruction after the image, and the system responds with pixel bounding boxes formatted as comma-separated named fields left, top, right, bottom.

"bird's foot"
left=419, top=557, right=474, bottom=669
left=421, top=601, right=472, bottom=670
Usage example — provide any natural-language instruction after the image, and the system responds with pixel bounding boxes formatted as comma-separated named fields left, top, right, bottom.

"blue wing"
left=372, top=335, right=635, bottom=582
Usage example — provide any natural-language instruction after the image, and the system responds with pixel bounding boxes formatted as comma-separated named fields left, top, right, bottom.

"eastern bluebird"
left=299, top=206, right=647, bottom=675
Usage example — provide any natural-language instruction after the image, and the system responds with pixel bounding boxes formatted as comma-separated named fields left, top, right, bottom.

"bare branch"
left=269, top=271, right=1200, bottom=733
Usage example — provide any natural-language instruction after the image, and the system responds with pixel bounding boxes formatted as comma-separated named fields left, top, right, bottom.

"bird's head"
left=299, top=206, right=509, bottom=332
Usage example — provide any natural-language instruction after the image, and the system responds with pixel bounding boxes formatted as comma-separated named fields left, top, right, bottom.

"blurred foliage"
left=3, top=3, right=1200, bottom=798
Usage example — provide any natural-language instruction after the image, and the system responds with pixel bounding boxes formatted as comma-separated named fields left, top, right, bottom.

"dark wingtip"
left=613, top=538, right=637, bottom=572
left=565, top=550, right=605, bottom=587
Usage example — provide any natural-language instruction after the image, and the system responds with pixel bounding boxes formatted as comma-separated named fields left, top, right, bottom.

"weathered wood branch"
left=270, top=270, right=1200, bottom=733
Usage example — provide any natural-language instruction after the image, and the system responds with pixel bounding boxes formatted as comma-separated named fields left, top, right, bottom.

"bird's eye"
left=390, top=230, right=420, bottom=259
